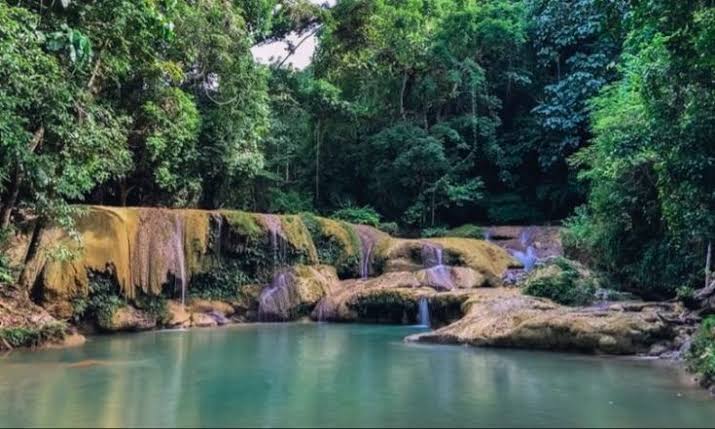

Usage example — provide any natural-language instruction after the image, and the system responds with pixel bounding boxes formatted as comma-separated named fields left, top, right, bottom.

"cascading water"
left=258, top=271, right=292, bottom=322
left=356, top=226, right=375, bottom=279
left=215, top=215, right=223, bottom=259
left=263, top=214, right=285, bottom=269
left=173, top=215, right=188, bottom=307
left=421, top=243, right=454, bottom=290
left=512, top=229, right=538, bottom=272
left=417, top=297, right=431, bottom=327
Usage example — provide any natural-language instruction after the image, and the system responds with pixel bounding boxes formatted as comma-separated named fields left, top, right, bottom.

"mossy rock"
left=258, top=265, right=338, bottom=321
left=301, top=213, right=361, bottom=278
left=374, top=237, right=514, bottom=285
left=522, top=257, right=601, bottom=306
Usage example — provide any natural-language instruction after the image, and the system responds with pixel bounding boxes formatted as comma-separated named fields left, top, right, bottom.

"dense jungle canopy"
left=0, top=0, right=714, bottom=298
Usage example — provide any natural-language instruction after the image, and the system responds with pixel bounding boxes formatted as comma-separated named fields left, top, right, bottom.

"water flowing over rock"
left=417, top=297, right=431, bottom=327
left=261, top=214, right=286, bottom=269
left=420, top=243, right=454, bottom=290
left=356, top=225, right=383, bottom=279
left=257, top=265, right=339, bottom=321
left=406, top=288, right=683, bottom=355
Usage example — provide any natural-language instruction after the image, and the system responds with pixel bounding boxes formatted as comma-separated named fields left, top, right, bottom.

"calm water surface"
left=0, top=324, right=714, bottom=428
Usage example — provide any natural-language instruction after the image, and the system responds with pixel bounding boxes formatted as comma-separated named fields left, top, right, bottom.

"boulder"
left=374, top=237, right=515, bottom=285
left=99, top=306, right=156, bottom=332
left=258, top=265, right=339, bottom=321
left=188, top=299, right=235, bottom=317
left=312, top=271, right=474, bottom=325
left=166, top=301, right=191, bottom=328
left=415, top=266, right=487, bottom=290
left=406, top=288, right=681, bottom=355
left=190, top=312, right=218, bottom=328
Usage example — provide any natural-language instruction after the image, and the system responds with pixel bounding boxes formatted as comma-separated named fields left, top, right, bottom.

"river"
left=0, top=324, right=713, bottom=427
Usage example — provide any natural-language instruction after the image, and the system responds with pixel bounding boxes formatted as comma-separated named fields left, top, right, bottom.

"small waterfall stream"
left=512, top=229, right=538, bottom=272
left=421, top=243, right=453, bottom=290
left=258, top=271, right=291, bottom=321
left=356, top=226, right=376, bottom=279
left=173, top=215, right=187, bottom=307
left=417, top=297, right=430, bottom=328
left=263, top=214, right=286, bottom=270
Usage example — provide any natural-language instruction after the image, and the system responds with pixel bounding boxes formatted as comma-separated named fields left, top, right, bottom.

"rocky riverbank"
left=0, top=207, right=695, bottom=362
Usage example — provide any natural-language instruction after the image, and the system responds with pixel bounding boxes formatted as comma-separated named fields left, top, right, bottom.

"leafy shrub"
left=190, top=261, right=252, bottom=300
left=134, top=293, right=169, bottom=325
left=421, top=227, right=448, bottom=238
left=268, top=189, right=313, bottom=214
left=687, top=316, right=715, bottom=388
left=522, top=257, right=599, bottom=306
left=379, top=222, right=400, bottom=236
left=0, top=323, right=66, bottom=349
left=446, top=224, right=485, bottom=239
left=564, top=207, right=700, bottom=299
left=331, top=205, right=381, bottom=227
left=0, top=228, right=13, bottom=284
left=72, top=272, right=124, bottom=326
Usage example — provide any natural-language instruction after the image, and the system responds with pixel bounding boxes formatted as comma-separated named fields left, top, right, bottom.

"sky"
left=251, top=0, right=336, bottom=70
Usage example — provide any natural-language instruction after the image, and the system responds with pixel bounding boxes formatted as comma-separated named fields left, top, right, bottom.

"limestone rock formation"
left=406, top=288, right=682, bottom=354
left=99, top=306, right=156, bottom=332
left=258, top=265, right=339, bottom=321
left=312, top=271, right=477, bottom=325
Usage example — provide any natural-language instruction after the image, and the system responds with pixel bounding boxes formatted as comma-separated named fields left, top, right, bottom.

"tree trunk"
left=17, top=218, right=45, bottom=290
left=0, top=127, right=45, bottom=229
left=707, top=241, right=712, bottom=289
left=314, top=119, right=321, bottom=205
left=0, top=169, right=22, bottom=230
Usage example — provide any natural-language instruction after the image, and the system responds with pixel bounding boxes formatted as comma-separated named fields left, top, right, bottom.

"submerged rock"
left=406, top=288, right=682, bottom=355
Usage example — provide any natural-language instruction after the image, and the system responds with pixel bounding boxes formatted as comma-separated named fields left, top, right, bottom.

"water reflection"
left=0, top=325, right=713, bottom=428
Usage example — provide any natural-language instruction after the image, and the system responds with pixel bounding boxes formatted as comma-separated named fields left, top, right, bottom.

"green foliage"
left=331, top=205, right=381, bottom=227
left=134, top=293, right=169, bottom=325
left=0, top=228, right=12, bottom=284
left=0, top=323, right=66, bottom=349
left=378, top=222, right=400, bottom=236
left=73, top=272, right=124, bottom=327
left=446, top=224, right=485, bottom=239
left=190, top=261, right=252, bottom=300
left=688, top=316, right=715, bottom=388
left=566, top=0, right=715, bottom=297
left=421, top=227, right=448, bottom=238
left=523, top=257, right=598, bottom=306
left=301, top=212, right=360, bottom=278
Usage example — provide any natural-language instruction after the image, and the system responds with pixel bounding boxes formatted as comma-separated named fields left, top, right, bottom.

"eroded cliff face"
left=15, top=206, right=513, bottom=327
left=5, top=207, right=682, bottom=357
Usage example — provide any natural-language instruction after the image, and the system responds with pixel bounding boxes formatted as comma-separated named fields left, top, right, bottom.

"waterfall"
left=263, top=214, right=284, bottom=269
left=512, top=246, right=537, bottom=272
left=483, top=229, right=492, bottom=242
left=258, top=271, right=291, bottom=322
left=173, top=215, right=187, bottom=307
left=421, top=243, right=453, bottom=290
left=513, top=228, right=538, bottom=272
left=356, top=226, right=375, bottom=279
left=417, top=298, right=431, bottom=327
left=215, top=215, right=223, bottom=259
